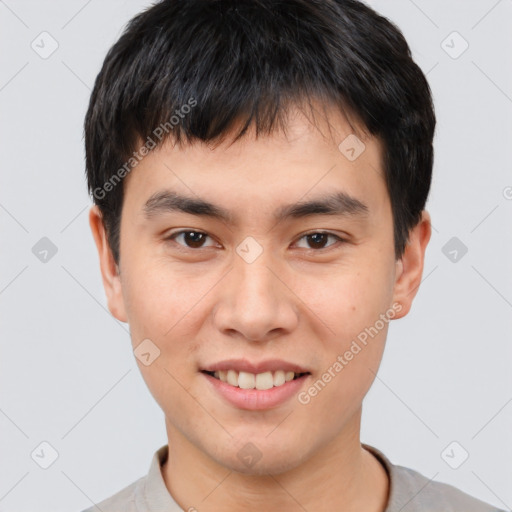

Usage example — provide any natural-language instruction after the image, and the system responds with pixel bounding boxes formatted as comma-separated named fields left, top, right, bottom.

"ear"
left=391, top=210, right=432, bottom=319
left=88, top=205, right=128, bottom=323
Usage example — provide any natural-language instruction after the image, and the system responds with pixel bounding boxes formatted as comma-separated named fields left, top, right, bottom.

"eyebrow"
left=143, top=189, right=369, bottom=224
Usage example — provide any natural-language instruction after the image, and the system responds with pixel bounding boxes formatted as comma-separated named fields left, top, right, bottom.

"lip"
left=202, top=371, right=311, bottom=410
left=201, top=358, right=310, bottom=374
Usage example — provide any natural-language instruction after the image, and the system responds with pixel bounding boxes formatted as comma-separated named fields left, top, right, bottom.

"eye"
left=294, top=231, right=345, bottom=250
left=165, top=230, right=346, bottom=251
left=165, top=230, right=217, bottom=249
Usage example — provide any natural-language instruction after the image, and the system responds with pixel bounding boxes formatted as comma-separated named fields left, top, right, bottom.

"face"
left=90, top=104, right=430, bottom=476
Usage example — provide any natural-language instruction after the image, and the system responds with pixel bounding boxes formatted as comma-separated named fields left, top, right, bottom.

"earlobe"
left=88, top=206, right=128, bottom=323
left=391, top=210, right=432, bottom=319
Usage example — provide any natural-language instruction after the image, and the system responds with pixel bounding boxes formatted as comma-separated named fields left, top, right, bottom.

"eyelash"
left=164, top=230, right=346, bottom=252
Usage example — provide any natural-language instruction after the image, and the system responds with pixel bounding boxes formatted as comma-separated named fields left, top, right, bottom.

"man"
left=82, top=0, right=503, bottom=510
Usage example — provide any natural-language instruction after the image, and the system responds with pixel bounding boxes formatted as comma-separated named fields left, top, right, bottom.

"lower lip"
left=202, top=372, right=310, bottom=410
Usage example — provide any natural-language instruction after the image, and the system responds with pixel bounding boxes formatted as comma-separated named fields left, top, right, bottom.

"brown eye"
left=295, top=232, right=344, bottom=250
left=166, top=230, right=215, bottom=249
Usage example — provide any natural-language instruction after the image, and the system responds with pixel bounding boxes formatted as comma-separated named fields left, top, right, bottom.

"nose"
left=212, top=246, right=299, bottom=343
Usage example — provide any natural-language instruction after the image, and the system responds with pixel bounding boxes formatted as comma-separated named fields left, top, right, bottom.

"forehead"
left=121, top=104, right=387, bottom=223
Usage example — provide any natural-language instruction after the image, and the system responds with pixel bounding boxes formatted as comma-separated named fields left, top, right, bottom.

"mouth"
left=201, top=369, right=310, bottom=390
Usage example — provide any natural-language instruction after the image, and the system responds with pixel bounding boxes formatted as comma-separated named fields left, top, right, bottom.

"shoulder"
left=78, top=445, right=178, bottom=512
left=79, top=476, right=144, bottom=512
left=363, top=444, right=505, bottom=512
left=390, top=463, right=505, bottom=512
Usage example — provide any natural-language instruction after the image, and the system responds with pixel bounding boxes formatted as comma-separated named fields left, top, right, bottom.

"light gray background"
left=0, top=0, right=511, bottom=511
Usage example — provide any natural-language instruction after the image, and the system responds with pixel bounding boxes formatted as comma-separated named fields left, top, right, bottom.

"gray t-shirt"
left=81, top=444, right=505, bottom=511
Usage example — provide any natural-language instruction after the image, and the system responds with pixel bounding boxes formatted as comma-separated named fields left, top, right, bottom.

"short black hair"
left=84, top=0, right=436, bottom=265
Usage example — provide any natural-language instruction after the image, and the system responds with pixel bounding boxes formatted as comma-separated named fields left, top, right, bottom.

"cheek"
left=293, top=254, right=395, bottom=341
left=292, top=251, right=395, bottom=409
left=120, top=260, right=203, bottom=413
left=121, top=256, right=200, bottom=344
left=303, top=254, right=395, bottom=414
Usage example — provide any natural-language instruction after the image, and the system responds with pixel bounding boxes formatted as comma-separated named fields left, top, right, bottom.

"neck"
left=161, top=409, right=389, bottom=511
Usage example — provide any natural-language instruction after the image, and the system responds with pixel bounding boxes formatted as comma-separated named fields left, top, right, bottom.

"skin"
left=90, top=103, right=431, bottom=511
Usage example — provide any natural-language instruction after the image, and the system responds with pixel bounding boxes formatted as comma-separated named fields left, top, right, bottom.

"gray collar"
left=138, top=443, right=497, bottom=512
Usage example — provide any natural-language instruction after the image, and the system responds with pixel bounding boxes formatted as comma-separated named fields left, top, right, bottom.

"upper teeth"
left=213, top=370, right=298, bottom=390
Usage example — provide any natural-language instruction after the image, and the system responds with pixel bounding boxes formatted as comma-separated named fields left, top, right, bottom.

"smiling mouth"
left=201, top=370, right=310, bottom=390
